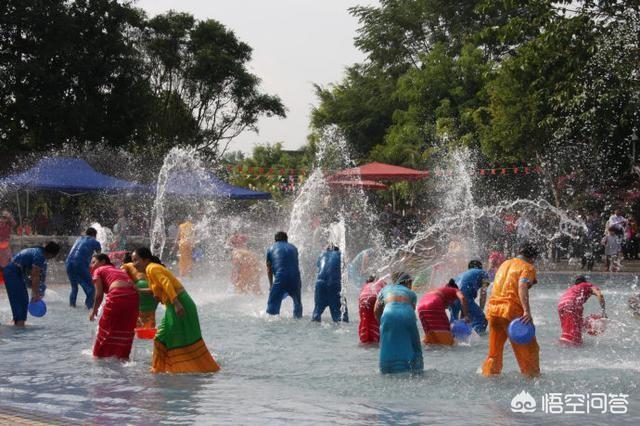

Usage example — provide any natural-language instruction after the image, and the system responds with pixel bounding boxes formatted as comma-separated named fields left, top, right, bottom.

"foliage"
left=143, top=12, right=286, bottom=159
left=0, top=1, right=285, bottom=162
left=311, top=0, right=640, bottom=206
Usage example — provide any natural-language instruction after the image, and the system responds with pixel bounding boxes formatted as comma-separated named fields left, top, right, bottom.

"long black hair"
left=133, top=247, right=164, bottom=266
left=93, top=253, right=112, bottom=265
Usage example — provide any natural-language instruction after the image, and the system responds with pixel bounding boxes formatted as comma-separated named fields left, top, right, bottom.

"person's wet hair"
left=518, top=242, right=539, bottom=259
left=274, top=231, right=288, bottom=242
left=93, top=253, right=112, bottom=265
left=134, top=247, right=153, bottom=260
left=86, top=227, right=98, bottom=237
left=468, top=260, right=482, bottom=269
left=446, top=279, right=459, bottom=289
left=134, top=247, right=164, bottom=265
left=574, top=275, right=588, bottom=285
left=44, top=241, right=60, bottom=256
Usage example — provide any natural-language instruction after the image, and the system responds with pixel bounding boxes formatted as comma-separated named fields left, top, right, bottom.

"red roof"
left=329, top=162, right=428, bottom=181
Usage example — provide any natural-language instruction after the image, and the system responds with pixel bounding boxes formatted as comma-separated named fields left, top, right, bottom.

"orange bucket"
left=135, top=328, right=157, bottom=339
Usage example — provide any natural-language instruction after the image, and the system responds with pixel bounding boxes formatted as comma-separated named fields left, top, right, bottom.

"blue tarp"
left=0, top=157, right=145, bottom=193
left=162, top=171, right=272, bottom=200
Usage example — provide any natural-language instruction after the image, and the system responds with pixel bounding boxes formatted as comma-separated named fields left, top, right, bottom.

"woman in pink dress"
left=90, top=254, right=139, bottom=359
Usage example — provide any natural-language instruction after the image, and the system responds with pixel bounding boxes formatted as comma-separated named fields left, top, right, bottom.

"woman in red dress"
left=89, top=254, right=139, bottom=360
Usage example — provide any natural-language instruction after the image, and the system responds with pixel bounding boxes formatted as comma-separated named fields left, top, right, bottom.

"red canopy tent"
left=327, top=179, right=388, bottom=190
left=328, top=162, right=428, bottom=182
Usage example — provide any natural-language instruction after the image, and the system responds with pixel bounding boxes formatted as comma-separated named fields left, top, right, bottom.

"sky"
left=135, top=0, right=379, bottom=154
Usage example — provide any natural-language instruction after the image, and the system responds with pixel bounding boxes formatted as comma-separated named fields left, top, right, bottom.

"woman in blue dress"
left=374, top=272, right=423, bottom=374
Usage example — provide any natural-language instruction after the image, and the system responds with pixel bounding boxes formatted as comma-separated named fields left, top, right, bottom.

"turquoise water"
left=0, top=271, right=639, bottom=425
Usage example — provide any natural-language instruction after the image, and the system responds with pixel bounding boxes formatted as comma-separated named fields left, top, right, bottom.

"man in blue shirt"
left=266, top=231, right=302, bottom=318
left=450, top=260, right=490, bottom=334
left=3, top=242, right=60, bottom=325
left=66, top=227, right=101, bottom=309
left=312, top=245, right=347, bottom=322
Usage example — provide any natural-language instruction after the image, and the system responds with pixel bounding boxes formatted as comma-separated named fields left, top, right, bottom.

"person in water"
left=175, top=218, right=194, bottom=278
left=229, top=233, right=261, bottom=294
left=374, top=272, right=423, bottom=374
left=558, top=275, right=606, bottom=346
left=3, top=242, right=60, bottom=326
left=66, top=227, right=101, bottom=308
left=122, top=252, right=158, bottom=328
left=449, top=260, right=490, bottom=334
left=312, top=244, right=347, bottom=322
left=487, top=250, right=505, bottom=281
left=266, top=231, right=303, bottom=318
left=482, top=243, right=540, bottom=378
left=347, top=248, right=374, bottom=290
left=132, top=247, right=220, bottom=373
left=417, top=279, right=470, bottom=345
left=90, top=254, right=139, bottom=359
left=0, top=210, right=16, bottom=285
left=358, top=276, right=386, bottom=344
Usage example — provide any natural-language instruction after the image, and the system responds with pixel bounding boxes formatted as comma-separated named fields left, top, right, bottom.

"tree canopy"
left=0, top=0, right=285, bottom=161
left=310, top=0, right=640, bottom=204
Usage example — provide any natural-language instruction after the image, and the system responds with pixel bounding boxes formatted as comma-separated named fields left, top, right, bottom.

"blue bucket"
left=28, top=299, right=47, bottom=317
left=451, top=319, right=472, bottom=339
left=508, top=317, right=535, bottom=344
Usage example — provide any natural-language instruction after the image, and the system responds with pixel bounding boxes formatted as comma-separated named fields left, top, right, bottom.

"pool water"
left=0, top=272, right=639, bottom=425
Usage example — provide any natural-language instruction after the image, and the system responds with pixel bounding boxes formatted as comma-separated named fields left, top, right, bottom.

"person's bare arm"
left=457, top=291, right=470, bottom=321
left=592, top=288, right=607, bottom=317
left=374, top=298, right=385, bottom=322
left=518, top=282, right=533, bottom=324
left=30, top=266, right=42, bottom=302
left=89, top=278, right=104, bottom=321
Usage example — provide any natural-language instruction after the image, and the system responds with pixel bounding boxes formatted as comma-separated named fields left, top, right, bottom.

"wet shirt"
left=455, top=268, right=489, bottom=300
left=359, top=280, right=386, bottom=306
left=67, top=236, right=101, bottom=265
left=486, top=257, right=537, bottom=320
left=266, top=241, right=301, bottom=284
left=92, top=265, right=132, bottom=292
left=316, top=250, right=341, bottom=287
left=145, top=262, right=185, bottom=304
left=13, top=247, right=46, bottom=271
left=417, top=286, right=459, bottom=310
left=558, top=282, right=598, bottom=310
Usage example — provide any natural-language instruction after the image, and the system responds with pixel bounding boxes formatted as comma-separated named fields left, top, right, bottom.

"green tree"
left=142, top=12, right=286, bottom=159
left=0, top=0, right=151, bottom=153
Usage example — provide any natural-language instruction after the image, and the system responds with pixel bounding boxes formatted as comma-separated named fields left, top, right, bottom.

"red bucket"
left=135, top=327, right=157, bottom=339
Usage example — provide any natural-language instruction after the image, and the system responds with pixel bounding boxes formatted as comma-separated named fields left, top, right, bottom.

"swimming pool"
left=0, top=272, right=638, bottom=424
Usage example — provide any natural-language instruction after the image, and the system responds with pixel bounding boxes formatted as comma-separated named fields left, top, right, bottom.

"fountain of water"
left=288, top=127, right=386, bottom=293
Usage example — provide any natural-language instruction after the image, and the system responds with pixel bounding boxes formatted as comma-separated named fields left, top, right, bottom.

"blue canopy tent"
left=0, top=157, right=147, bottom=236
left=162, top=171, right=272, bottom=200
left=0, top=157, right=145, bottom=194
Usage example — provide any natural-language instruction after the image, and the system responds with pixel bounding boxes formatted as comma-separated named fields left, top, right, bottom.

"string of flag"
left=224, top=164, right=542, bottom=178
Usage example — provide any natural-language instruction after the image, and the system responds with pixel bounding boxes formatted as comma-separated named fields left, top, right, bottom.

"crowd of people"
left=0, top=207, right=638, bottom=378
